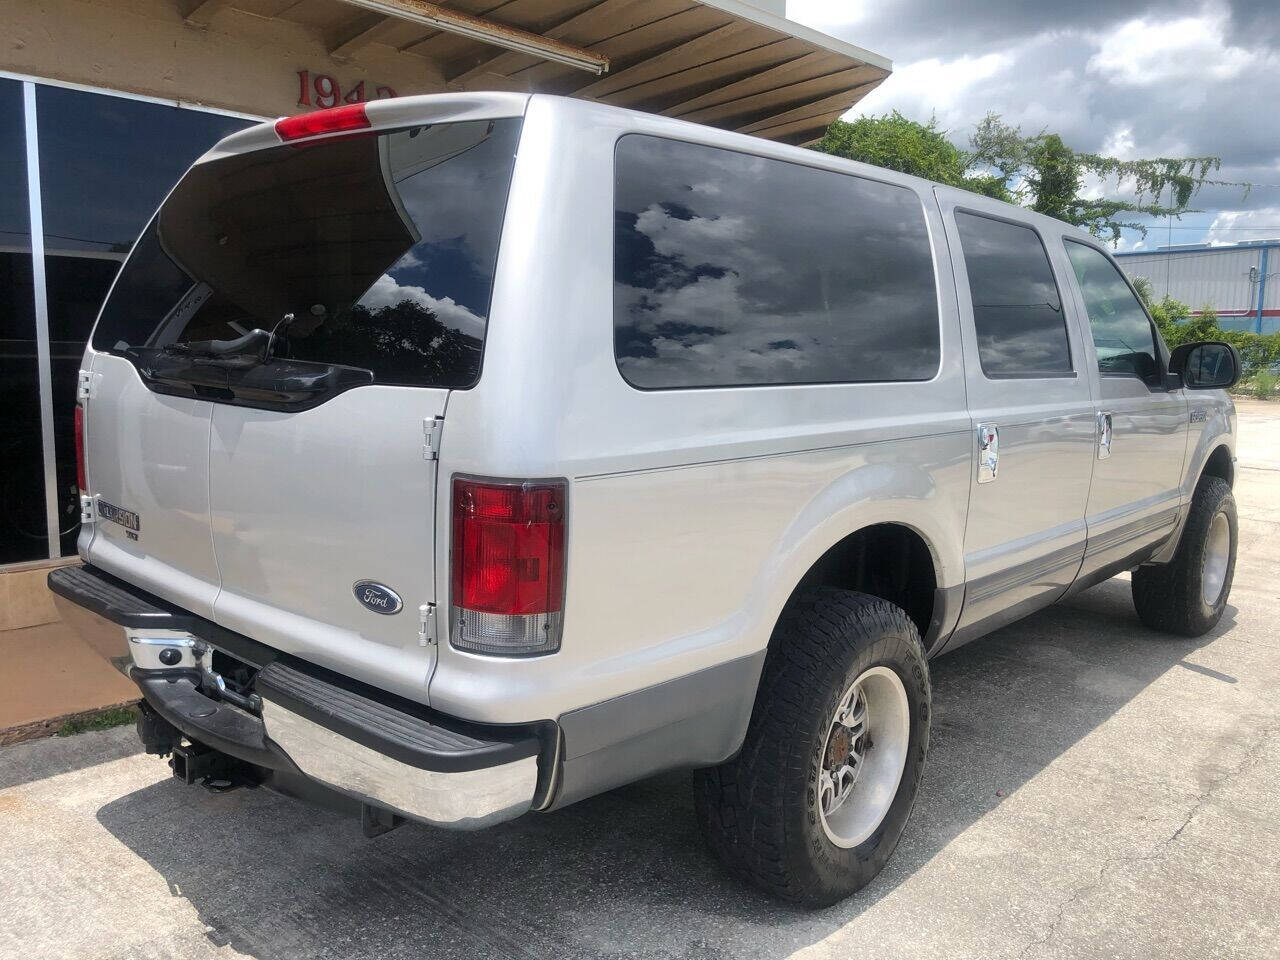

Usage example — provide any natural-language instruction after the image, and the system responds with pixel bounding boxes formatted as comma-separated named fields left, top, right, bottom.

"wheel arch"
left=1201, top=443, right=1234, bottom=488
left=1148, top=432, right=1236, bottom=566
left=750, top=455, right=967, bottom=660
left=771, top=518, right=961, bottom=657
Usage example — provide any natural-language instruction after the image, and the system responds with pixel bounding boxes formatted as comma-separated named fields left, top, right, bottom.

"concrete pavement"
left=2, top=401, right=1277, bottom=960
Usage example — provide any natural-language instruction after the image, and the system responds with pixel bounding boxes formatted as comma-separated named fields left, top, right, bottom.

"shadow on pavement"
left=95, top=577, right=1225, bottom=960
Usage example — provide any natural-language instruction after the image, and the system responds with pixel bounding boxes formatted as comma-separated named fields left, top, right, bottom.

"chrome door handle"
left=977, top=423, right=999, bottom=483
left=1097, top=412, right=1113, bottom=460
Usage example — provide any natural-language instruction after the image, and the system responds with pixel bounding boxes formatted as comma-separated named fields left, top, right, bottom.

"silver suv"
left=51, top=93, right=1241, bottom=907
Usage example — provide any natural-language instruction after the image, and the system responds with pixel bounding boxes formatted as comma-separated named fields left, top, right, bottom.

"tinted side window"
left=613, top=136, right=939, bottom=389
left=1065, top=241, right=1160, bottom=385
left=955, top=212, right=1072, bottom=378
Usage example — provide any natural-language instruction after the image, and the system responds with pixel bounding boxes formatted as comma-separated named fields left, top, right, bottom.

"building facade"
left=0, top=0, right=889, bottom=573
left=1116, top=240, right=1280, bottom=334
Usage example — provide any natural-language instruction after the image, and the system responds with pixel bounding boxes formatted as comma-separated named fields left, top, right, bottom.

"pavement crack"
left=1166, top=718, right=1277, bottom=846
left=1014, top=719, right=1279, bottom=959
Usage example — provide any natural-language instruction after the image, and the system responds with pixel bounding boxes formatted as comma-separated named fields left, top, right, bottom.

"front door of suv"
left=1062, top=241, right=1188, bottom=581
left=936, top=191, right=1097, bottom=646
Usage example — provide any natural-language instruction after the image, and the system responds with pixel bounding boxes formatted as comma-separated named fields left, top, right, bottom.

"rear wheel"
left=695, top=588, right=930, bottom=907
left=1132, top=476, right=1237, bottom=637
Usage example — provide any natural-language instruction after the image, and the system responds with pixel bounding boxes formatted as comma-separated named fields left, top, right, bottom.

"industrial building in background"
left=0, top=0, right=890, bottom=584
left=1116, top=240, right=1280, bottom=334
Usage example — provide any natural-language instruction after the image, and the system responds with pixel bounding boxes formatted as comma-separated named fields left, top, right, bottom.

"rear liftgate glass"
left=92, top=113, right=522, bottom=408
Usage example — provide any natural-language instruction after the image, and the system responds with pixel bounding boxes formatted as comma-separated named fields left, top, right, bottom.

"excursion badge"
left=97, top=499, right=141, bottom=541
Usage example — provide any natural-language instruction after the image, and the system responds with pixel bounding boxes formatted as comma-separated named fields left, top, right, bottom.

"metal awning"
left=190, top=0, right=890, bottom=144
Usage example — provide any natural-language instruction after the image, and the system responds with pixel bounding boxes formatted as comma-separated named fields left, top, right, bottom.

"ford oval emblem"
left=352, top=581, right=403, bottom=615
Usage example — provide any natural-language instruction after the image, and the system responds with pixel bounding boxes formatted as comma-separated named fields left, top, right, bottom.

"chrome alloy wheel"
left=818, top=665, right=911, bottom=849
left=1202, top=511, right=1231, bottom=607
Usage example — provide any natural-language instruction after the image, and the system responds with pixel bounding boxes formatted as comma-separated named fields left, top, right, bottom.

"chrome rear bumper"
left=260, top=698, right=538, bottom=830
left=49, top=563, right=549, bottom=831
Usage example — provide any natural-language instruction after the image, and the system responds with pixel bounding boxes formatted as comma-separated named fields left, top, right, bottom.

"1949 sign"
left=297, top=69, right=397, bottom=108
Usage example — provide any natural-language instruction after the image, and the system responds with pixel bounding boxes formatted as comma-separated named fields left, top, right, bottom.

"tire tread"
left=1132, top=475, right=1235, bottom=637
left=696, top=588, right=929, bottom=906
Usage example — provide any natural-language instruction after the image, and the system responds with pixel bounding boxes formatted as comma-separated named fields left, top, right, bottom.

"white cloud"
left=1087, top=8, right=1264, bottom=86
left=359, top=274, right=486, bottom=339
left=849, top=50, right=1018, bottom=135
left=787, top=0, right=1280, bottom=249
left=784, top=0, right=869, bottom=40
left=1099, top=126, right=1136, bottom=161
left=636, top=205, right=747, bottom=261
left=849, top=52, right=1012, bottom=127
left=1204, top=206, right=1280, bottom=245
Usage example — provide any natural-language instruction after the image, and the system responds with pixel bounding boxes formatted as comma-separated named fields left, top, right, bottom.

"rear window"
left=93, top=118, right=521, bottom=388
left=613, top=135, right=940, bottom=389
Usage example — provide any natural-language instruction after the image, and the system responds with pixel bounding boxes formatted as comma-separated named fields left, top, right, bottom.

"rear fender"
left=752, top=458, right=965, bottom=655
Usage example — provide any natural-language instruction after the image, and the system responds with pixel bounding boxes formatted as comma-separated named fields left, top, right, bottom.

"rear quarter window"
left=612, top=135, right=940, bottom=389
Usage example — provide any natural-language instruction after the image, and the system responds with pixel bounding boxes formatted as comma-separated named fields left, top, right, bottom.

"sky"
left=787, top=0, right=1280, bottom=250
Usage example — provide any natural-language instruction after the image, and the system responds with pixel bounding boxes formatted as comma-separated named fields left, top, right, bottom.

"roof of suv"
left=198, top=91, right=1098, bottom=246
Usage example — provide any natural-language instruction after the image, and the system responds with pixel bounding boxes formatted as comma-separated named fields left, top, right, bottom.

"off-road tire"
left=695, top=588, right=930, bottom=908
left=1132, top=476, right=1237, bottom=637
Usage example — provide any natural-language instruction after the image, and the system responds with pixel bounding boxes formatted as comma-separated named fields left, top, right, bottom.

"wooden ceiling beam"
left=332, top=0, right=609, bottom=73
left=664, top=50, right=832, bottom=117
left=447, top=0, right=674, bottom=84
left=744, top=106, right=856, bottom=145
left=179, top=0, right=231, bottom=27
left=605, top=38, right=804, bottom=112
left=571, top=20, right=758, bottom=99
left=673, top=63, right=884, bottom=128
left=327, top=12, right=399, bottom=59
left=735, top=81, right=883, bottom=135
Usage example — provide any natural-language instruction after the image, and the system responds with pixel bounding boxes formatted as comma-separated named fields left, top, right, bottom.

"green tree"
left=814, top=111, right=1239, bottom=244
left=813, top=112, right=1009, bottom=200
left=1132, top=276, right=1193, bottom=344
left=968, top=114, right=1234, bottom=243
left=1132, top=276, right=1280, bottom=377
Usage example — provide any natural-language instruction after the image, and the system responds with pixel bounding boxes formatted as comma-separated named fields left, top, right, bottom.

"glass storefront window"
left=0, top=79, right=47, bottom=564
left=35, top=85, right=251, bottom=557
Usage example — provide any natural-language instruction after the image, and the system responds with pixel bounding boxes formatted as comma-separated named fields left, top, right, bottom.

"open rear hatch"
left=81, top=110, right=522, bottom=702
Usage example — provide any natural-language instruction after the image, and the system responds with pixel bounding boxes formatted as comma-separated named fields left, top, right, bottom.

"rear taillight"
left=450, top=477, right=566, bottom=656
left=275, top=103, right=371, bottom=141
left=73, top=404, right=86, bottom=492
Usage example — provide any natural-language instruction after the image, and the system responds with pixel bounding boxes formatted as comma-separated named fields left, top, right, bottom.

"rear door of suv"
left=80, top=349, right=222, bottom=618
left=936, top=189, right=1097, bottom=643
left=84, top=111, right=522, bottom=700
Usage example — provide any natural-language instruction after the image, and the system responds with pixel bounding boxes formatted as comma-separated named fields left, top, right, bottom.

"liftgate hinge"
left=418, top=603, right=437, bottom=646
left=423, top=416, right=444, bottom=461
left=78, top=370, right=94, bottom=523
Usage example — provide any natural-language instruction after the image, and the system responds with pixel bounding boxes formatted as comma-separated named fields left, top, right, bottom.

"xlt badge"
left=352, top=581, right=404, bottom=615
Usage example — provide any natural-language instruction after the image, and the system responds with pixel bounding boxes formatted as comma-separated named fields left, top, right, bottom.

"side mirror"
left=1168, top=341, right=1241, bottom=390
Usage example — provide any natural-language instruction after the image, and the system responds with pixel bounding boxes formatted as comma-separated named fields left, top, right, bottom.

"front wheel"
left=695, top=588, right=930, bottom=907
left=1132, top=475, right=1237, bottom=637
